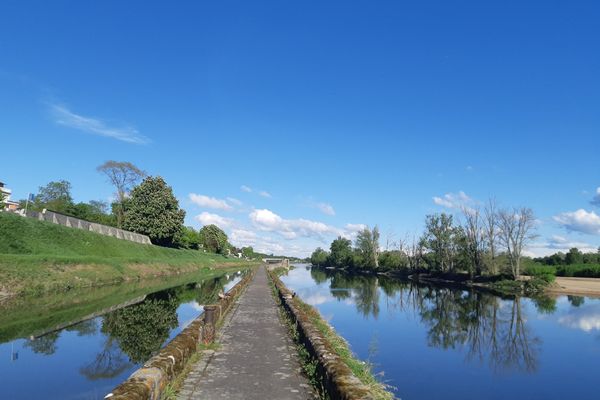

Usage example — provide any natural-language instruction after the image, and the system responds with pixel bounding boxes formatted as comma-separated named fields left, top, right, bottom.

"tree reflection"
left=311, top=267, right=542, bottom=373
left=101, top=292, right=178, bottom=364
left=23, top=331, right=60, bottom=355
left=80, top=338, right=132, bottom=380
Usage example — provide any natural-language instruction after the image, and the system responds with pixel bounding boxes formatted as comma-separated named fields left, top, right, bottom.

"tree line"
left=15, top=160, right=258, bottom=256
left=311, top=200, right=539, bottom=280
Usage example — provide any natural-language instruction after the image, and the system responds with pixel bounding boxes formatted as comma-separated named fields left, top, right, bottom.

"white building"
left=0, top=181, right=20, bottom=211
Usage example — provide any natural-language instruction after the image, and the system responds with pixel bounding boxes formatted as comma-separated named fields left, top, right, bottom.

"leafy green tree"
left=310, top=247, right=329, bottom=266
left=242, top=246, right=254, bottom=258
left=378, top=250, right=408, bottom=270
left=177, top=226, right=201, bottom=249
left=34, top=180, right=74, bottom=213
left=355, top=226, right=380, bottom=269
left=565, top=248, right=583, bottom=265
left=122, top=176, right=185, bottom=247
left=420, top=213, right=461, bottom=273
left=198, top=224, right=229, bottom=254
left=97, top=160, right=146, bottom=228
left=328, top=236, right=352, bottom=268
left=0, top=191, right=5, bottom=210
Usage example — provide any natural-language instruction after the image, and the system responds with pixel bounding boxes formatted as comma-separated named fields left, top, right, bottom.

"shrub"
left=556, top=264, right=600, bottom=278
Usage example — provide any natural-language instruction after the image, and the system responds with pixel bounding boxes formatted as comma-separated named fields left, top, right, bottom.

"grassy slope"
left=0, top=212, right=255, bottom=295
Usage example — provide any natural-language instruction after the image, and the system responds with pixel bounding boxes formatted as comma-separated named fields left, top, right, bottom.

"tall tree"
left=497, top=207, right=537, bottom=279
left=35, top=180, right=74, bottom=213
left=355, top=226, right=380, bottom=269
left=421, top=213, right=461, bottom=273
left=461, top=206, right=486, bottom=278
left=198, top=224, right=229, bottom=254
left=310, top=247, right=329, bottom=266
left=122, top=176, right=185, bottom=247
left=483, top=198, right=500, bottom=275
left=329, top=236, right=353, bottom=268
left=97, top=161, right=146, bottom=228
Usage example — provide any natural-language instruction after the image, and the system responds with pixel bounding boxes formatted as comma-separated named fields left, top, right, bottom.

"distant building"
left=0, top=181, right=20, bottom=211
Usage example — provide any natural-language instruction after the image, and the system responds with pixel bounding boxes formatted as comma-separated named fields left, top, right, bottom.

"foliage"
left=198, top=224, right=229, bottom=254
left=34, top=180, right=74, bottom=213
left=122, top=176, right=185, bottom=247
left=378, top=250, right=409, bottom=271
left=310, top=247, right=329, bottom=266
left=0, top=191, right=5, bottom=209
left=329, top=236, right=353, bottom=268
left=354, top=226, right=380, bottom=269
left=556, top=264, right=600, bottom=278
left=178, top=226, right=201, bottom=250
left=420, top=213, right=463, bottom=273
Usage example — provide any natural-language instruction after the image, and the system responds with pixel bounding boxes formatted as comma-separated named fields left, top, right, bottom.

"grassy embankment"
left=0, top=212, right=256, bottom=296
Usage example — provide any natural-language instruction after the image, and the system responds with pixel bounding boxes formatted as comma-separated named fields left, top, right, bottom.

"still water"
left=0, top=271, right=242, bottom=400
left=282, top=265, right=600, bottom=400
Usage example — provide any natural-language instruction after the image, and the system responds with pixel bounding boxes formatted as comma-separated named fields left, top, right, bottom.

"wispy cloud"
left=316, top=202, right=335, bottom=216
left=50, top=103, right=149, bottom=144
left=194, top=212, right=234, bottom=229
left=590, top=187, right=600, bottom=207
left=241, top=185, right=252, bottom=193
left=259, top=190, right=272, bottom=198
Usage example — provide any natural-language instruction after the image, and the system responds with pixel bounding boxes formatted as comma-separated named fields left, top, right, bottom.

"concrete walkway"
left=177, top=267, right=315, bottom=400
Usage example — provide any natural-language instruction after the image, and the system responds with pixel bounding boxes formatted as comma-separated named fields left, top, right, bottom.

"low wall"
left=23, top=209, right=151, bottom=245
left=105, top=268, right=257, bottom=400
left=268, top=270, right=377, bottom=400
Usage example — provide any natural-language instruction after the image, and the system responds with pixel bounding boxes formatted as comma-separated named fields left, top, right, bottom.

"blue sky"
left=1, top=1, right=599, bottom=257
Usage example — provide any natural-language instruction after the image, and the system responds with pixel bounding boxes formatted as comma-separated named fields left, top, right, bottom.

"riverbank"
left=546, top=277, right=600, bottom=298
left=0, top=211, right=257, bottom=296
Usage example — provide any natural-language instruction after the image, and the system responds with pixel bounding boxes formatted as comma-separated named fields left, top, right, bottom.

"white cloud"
left=230, top=229, right=257, bottom=246
left=194, top=212, right=234, bottom=229
left=50, top=103, right=148, bottom=144
left=241, top=185, right=252, bottom=193
left=590, top=187, right=600, bottom=207
left=259, top=190, right=272, bottom=198
left=433, top=191, right=474, bottom=210
left=249, top=208, right=346, bottom=241
left=189, top=194, right=233, bottom=211
left=553, top=209, right=600, bottom=235
left=316, top=202, right=336, bottom=216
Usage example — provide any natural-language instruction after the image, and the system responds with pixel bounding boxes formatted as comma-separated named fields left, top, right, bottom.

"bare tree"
left=461, top=206, right=486, bottom=278
left=97, top=161, right=146, bottom=227
left=483, top=198, right=500, bottom=275
left=497, top=207, right=537, bottom=279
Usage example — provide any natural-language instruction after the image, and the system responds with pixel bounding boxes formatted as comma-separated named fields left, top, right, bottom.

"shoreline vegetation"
left=0, top=212, right=257, bottom=297
left=309, top=204, right=600, bottom=299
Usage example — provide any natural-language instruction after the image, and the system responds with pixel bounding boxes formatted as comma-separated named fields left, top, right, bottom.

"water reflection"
left=0, top=271, right=243, bottom=400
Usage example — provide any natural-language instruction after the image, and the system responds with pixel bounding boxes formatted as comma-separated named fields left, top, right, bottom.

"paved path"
left=178, top=267, right=315, bottom=400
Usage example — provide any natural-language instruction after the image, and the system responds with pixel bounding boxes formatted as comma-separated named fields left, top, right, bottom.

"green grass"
left=0, top=212, right=256, bottom=295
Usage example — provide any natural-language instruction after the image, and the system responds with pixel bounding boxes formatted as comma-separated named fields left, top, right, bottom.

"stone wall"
left=23, top=209, right=152, bottom=245
left=105, top=268, right=258, bottom=400
left=268, top=270, right=379, bottom=400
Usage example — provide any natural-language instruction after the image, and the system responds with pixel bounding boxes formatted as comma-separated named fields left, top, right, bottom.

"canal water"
left=281, top=265, right=600, bottom=400
left=0, top=271, right=243, bottom=400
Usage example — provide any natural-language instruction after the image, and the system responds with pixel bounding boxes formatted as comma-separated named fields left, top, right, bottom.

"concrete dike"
left=104, top=268, right=257, bottom=400
left=267, top=270, right=381, bottom=400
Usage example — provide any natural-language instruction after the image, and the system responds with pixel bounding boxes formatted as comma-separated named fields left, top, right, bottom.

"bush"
left=556, top=264, right=600, bottom=278
left=525, top=264, right=557, bottom=277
